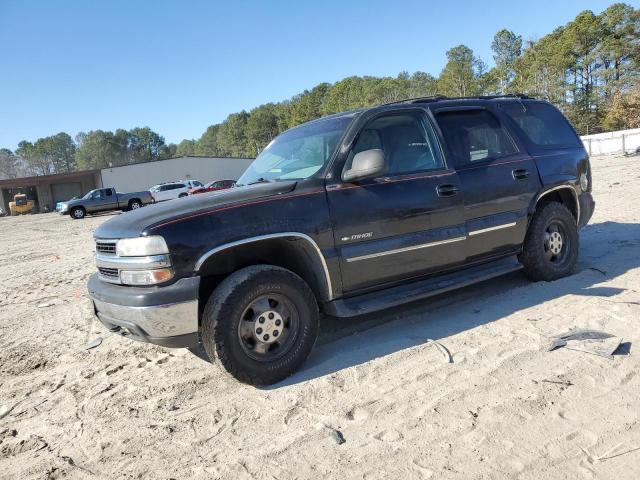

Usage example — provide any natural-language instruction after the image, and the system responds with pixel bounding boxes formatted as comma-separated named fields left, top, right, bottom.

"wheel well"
left=535, top=188, right=579, bottom=222
left=197, top=236, right=331, bottom=314
left=71, top=205, right=85, bottom=212
left=128, top=198, right=141, bottom=205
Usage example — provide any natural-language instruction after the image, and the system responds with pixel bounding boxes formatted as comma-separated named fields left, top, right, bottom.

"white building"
left=100, top=156, right=253, bottom=192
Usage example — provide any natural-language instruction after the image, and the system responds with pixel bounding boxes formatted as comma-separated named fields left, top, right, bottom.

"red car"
left=190, top=179, right=236, bottom=195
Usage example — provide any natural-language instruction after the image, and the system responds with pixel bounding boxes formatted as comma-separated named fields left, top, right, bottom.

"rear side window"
left=436, top=109, right=518, bottom=167
left=500, top=102, right=581, bottom=149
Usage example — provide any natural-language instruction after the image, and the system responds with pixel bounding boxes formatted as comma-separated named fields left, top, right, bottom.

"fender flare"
left=533, top=185, right=580, bottom=225
left=195, top=232, right=334, bottom=301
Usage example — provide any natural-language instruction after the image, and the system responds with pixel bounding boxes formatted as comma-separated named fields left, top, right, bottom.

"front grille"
left=96, top=241, right=117, bottom=255
left=98, top=267, right=119, bottom=279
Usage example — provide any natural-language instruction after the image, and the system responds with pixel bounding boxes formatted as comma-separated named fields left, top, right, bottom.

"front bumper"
left=87, top=274, right=200, bottom=348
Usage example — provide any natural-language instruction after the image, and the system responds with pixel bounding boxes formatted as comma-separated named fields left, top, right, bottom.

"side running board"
left=325, top=256, right=522, bottom=318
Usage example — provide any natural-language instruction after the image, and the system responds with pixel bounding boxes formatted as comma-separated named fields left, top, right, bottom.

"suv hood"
left=95, top=181, right=297, bottom=239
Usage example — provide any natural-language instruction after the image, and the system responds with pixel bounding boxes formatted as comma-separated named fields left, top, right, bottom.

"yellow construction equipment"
left=9, top=194, right=35, bottom=215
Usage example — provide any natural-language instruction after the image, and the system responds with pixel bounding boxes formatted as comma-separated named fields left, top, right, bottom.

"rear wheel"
left=70, top=207, right=86, bottom=220
left=201, top=265, right=319, bottom=386
left=129, top=200, right=142, bottom=210
left=178, top=193, right=188, bottom=198
left=519, top=201, right=578, bottom=281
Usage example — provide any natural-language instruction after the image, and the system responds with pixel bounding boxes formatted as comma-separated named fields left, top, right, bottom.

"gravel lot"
left=1, top=154, right=639, bottom=479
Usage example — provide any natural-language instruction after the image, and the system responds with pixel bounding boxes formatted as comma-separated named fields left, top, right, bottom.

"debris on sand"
left=547, top=329, right=623, bottom=358
left=86, top=337, right=103, bottom=350
left=0, top=405, right=9, bottom=420
left=427, top=339, right=453, bottom=363
left=331, top=429, right=346, bottom=445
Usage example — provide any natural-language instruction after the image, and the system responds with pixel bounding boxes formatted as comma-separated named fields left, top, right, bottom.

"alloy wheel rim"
left=237, top=293, right=299, bottom=361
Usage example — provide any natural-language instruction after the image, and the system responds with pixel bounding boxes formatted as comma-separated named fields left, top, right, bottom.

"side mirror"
left=342, top=149, right=386, bottom=183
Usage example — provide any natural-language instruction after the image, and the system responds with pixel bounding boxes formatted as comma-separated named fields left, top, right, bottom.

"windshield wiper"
left=246, top=178, right=273, bottom=186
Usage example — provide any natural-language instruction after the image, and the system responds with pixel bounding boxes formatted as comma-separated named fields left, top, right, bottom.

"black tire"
left=129, top=199, right=142, bottom=210
left=201, top=265, right=319, bottom=386
left=178, top=193, right=188, bottom=198
left=519, top=201, right=579, bottom=281
left=70, top=207, right=86, bottom=220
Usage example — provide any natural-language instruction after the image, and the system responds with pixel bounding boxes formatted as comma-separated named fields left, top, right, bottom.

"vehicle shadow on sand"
left=267, top=221, right=640, bottom=388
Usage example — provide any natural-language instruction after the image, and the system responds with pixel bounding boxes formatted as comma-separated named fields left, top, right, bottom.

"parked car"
left=190, top=179, right=236, bottom=195
left=60, top=187, right=153, bottom=219
left=88, top=94, right=595, bottom=386
left=149, top=180, right=204, bottom=201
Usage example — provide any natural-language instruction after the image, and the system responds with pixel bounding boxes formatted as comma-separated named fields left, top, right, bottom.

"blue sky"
left=0, top=0, right=622, bottom=150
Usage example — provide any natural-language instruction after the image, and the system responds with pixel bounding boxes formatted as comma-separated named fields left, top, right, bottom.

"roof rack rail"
left=382, top=93, right=533, bottom=106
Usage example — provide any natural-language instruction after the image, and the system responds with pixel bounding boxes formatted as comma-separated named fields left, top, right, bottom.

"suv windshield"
left=237, top=114, right=355, bottom=185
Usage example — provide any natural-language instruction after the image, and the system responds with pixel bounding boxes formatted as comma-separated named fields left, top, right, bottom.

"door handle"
left=437, top=184, right=459, bottom=197
left=512, top=168, right=529, bottom=180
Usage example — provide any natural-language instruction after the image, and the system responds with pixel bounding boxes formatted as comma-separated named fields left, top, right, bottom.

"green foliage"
left=438, top=45, right=482, bottom=97
left=492, top=29, right=523, bottom=93
left=175, top=139, right=197, bottom=157
left=0, top=148, right=19, bottom=179
left=3, top=3, right=638, bottom=174
left=75, top=127, right=166, bottom=170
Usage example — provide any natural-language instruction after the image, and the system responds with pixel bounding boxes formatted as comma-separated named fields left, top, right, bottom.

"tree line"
left=1, top=3, right=638, bottom=180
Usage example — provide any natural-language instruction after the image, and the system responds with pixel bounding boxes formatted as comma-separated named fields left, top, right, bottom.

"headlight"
left=120, top=268, right=174, bottom=285
left=116, top=236, right=169, bottom=257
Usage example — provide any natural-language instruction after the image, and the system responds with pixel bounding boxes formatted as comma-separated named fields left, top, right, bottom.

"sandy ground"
left=0, top=153, right=639, bottom=480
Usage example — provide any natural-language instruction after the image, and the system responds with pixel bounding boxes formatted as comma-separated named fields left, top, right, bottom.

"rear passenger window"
left=436, top=109, right=518, bottom=167
left=500, top=102, right=581, bottom=149
left=348, top=111, right=444, bottom=177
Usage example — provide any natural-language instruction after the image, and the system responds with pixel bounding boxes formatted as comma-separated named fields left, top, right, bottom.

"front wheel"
left=519, top=201, right=579, bottom=281
left=201, top=265, right=319, bottom=386
left=70, top=207, right=86, bottom=220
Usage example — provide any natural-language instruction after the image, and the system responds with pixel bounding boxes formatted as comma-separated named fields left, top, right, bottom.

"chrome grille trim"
left=96, top=240, right=117, bottom=255
left=95, top=253, right=171, bottom=270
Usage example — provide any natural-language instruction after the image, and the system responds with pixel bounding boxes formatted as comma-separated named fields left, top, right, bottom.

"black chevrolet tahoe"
left=88, top=95, right=595, bottom=385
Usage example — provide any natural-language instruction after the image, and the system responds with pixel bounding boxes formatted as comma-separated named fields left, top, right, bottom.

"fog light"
left=120, top=268, right=174, bottom=285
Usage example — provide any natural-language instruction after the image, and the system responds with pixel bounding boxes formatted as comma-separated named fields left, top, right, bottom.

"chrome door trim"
left=195, top=232, right=334, bottom=300
left=468, top=222, right=517, bottom=236
left=345, top=236, right=467, bottom=263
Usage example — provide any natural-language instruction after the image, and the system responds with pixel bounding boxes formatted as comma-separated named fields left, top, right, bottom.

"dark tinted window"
left=348, top=111, right=444, bottom=176
left=500, top=102, right=581, bottom=149
left=105, top=189, right=113, bottom=196
left=436, top=109, right=518, bottom=167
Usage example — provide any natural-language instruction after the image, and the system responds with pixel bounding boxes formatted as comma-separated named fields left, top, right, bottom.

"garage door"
left=52, top=182, right=83, bottom=204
